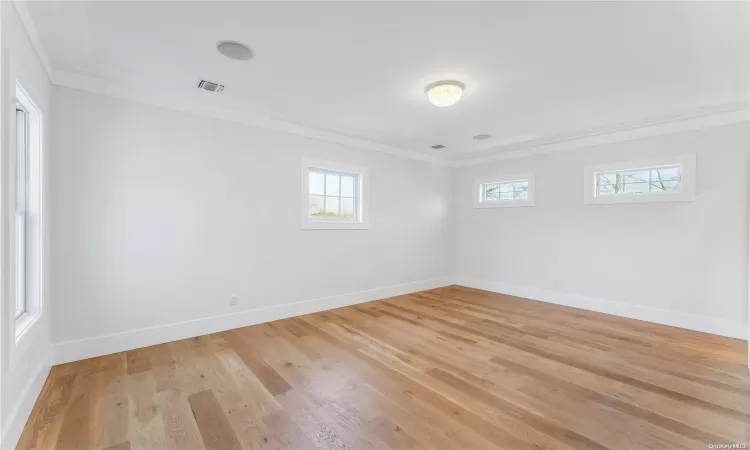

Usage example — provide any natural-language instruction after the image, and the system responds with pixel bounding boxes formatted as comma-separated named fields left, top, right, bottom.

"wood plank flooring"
left=17, top=285, right=750, bottom=449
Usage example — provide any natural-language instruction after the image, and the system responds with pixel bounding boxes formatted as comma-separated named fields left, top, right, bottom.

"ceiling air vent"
left=197, top=80, right=224, bottom=93
left=431, top=144, right=445, bottom=150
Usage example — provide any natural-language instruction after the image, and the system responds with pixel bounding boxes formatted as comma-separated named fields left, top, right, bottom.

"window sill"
left=15, top=311, right=41, bottom=344
left=301, top=220, right=369, bottom=230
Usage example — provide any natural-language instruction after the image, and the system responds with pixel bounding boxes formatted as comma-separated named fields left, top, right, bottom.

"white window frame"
left=584, top=154, right=696, bottom=205
left=13, top=82, right=43, bottom=342
left=301, top=158, right=369, bottom=230
left=474, top=173, right=535, bottom=208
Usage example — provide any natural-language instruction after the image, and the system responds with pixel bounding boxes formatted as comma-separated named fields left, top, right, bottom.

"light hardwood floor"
left=17, top=286, right=750, bottom=449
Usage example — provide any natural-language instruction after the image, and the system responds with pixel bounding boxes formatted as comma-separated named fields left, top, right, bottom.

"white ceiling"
left=26, top=1, right=750, bottom=162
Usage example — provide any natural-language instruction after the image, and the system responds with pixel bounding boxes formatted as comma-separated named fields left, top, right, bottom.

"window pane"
left=623, top=182, right=650, bottom=194
left=325, top=174, right=340, bottom=196
left=499, top=182, right=514, bottom=193
left=325, top=196, right=340, bottom=217
left=484, top=184, right=500, bottom=200
left=513, top=181, right=529, bottom=199
left=309, top=171, right=325, bottom=195
left=651, top=167, right=681, bottom=183
left=598, top=184, right=616, bottom=196
left=341, top=175, right=355, bottom=198
left=308, top=195, right=325, bottom=217
left=657, top=179, right=680, bottom=191
left=598, top=173, right=616, bottom=186
left=622, top=170, right=649, bottom=184
left=500, top=191, right=514, bottom=200
left=341, top=198, right=355, bottom=218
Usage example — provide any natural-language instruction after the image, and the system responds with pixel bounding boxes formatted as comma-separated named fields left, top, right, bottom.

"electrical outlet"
left=229, top=295, right=239, bottom=306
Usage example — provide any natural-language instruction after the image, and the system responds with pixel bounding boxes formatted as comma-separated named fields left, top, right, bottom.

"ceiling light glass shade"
left=426, top=81, right=464, bottom=107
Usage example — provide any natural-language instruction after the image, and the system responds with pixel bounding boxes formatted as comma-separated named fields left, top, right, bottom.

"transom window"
left=481, top=180, right=529, bottom=202
left=596, top=165, right=682, bottom=197
left=474, top=173, right=535, bottom=208
left=308, top=169, right=358, bottom=221
left=301, top=159, right=369, bottom=229
left=584, top=154, right=696, bottom=205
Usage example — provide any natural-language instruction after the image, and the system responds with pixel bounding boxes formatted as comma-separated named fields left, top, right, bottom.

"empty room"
left=0, top=1, right=748, bottom=449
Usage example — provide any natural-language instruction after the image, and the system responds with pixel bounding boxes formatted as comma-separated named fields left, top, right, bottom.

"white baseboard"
left=1, top=355, right=51, bottom=450
left=53, top=277, right=453, bottom=365
left=454, top=276, right=748, bottom=340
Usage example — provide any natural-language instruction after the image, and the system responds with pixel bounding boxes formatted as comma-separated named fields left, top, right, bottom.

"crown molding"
left=51, top=70, right=452, bottom=166
left=10, top=0, right=53, bottom=82
left=454, top=105, right=750, bottom=167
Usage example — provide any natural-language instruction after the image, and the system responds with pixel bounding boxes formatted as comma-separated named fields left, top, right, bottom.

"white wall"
left=50, top=87, right=454, bottom=355
left=0, top=2, right=53, bottom=448
left=455, top=123, right=750, bottom=338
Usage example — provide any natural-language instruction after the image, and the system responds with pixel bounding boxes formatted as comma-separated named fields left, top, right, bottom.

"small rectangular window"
left=584, top=155, right=696, bottom=205
left=596, top=166, right=682, bottom=197
left=302, top=159, right=368, bottom=229
left=474, top=173, right=535, bottom=208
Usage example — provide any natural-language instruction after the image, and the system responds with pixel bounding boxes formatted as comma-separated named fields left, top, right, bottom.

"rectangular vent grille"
left=198, top=80, right=224, bottom=93
left=431, top=144, right=445, bottom=149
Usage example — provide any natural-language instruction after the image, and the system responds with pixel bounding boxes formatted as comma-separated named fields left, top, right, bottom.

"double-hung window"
left=301, top=159, right=368, bottom=229
left=14, top=83, right=43, bottom=340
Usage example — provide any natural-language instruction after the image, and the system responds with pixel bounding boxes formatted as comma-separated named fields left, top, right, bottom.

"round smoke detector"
left=473, top=134, right=492, bottom=141
left=217, top=41, right=254, bottom=61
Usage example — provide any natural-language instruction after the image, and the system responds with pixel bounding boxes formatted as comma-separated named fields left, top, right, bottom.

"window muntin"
left=481, top=180, right=529, bottom=202
left=308, top=168, right=359, bottom=221
left=596, top=165, right=682, bottom=197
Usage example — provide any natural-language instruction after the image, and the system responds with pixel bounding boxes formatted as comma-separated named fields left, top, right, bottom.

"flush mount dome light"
left=473, top=134, right=492, bottom=140
left=426, top=81, right=464, bottom=107
left=217, top=40, right=254, bottom=61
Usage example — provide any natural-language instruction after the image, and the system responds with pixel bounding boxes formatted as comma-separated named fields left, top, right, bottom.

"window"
left=14, top=83, right=43, bottom=340
left=474, top=173, right=535, bottom=208
left=301, top=159, right=368, bottom=229
left=15, top=104, right=28, bottom=319
left=584, top=154, right=696, bottom=205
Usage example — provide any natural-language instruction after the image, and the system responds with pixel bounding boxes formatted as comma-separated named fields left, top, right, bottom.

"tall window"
left=15, top=103, right=29, bottom=318
left=301, top=159, right=368, bottom=230
left=14, top=83, right=43, bottom=339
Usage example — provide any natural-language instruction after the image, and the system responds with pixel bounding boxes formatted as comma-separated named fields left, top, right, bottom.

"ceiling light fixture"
left=217, top=40, right=254, bottom=61
left=473, top=134, right=492, bottom=140
left=426, top=81, right=464, bottom=107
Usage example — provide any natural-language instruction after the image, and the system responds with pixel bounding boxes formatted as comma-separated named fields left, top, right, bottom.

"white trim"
left=52, top=277, right=452, bottom=365
left=583, top=154, right=696, bottom=205
left=455, top=107, right=750, bottom=167
left=49, top=75, right=749, bottom=169
left=454, top=276, right=748, bottom=340
left=301, top=158, right=370, bottom=230
left=473, top=172, right=535, bottom=208
left=0, top=352, right=51, bottom=450
left=52, top=70, right=450, bottom=166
